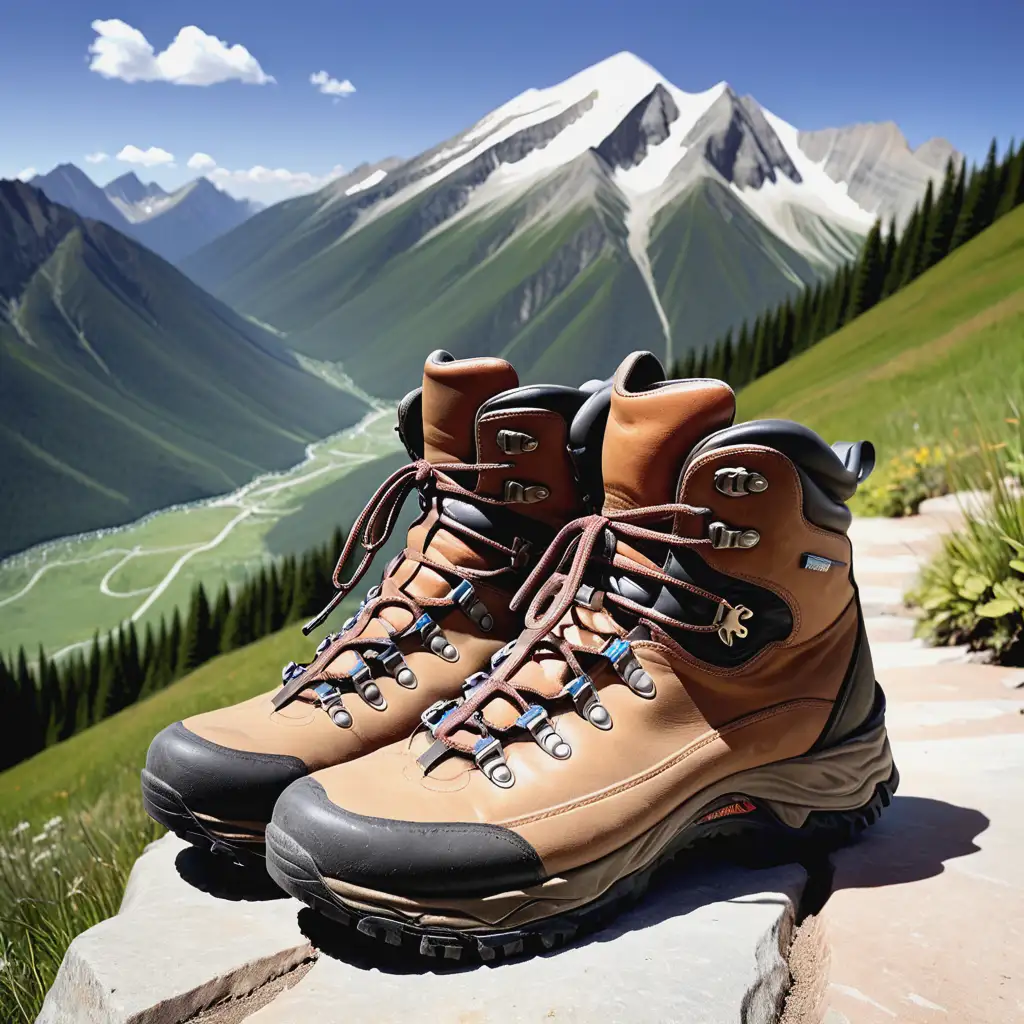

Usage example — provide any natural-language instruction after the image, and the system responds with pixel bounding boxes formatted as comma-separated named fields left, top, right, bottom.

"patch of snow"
left=344, top=168, right=388, bottom=195
left=614, top=82, right=727, bottom=196
left=722, top=109, right=874, bottom=263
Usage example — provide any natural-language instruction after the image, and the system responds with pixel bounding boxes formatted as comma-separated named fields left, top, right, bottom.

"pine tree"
left=178, top=584, right=216, bottom=674
left=950, top=144, right=1000, bottom=250
left=733, top=322, right=752, bottom=383
left=879, top=218, right=898, bottom=295
left=14, top=647, right=40, bottom=764
left=84, top=632, right=101, bottom=730
left=140, top=623, right=156, bottom=688
left=924, top=161, right=961, bottom=270
left=167, top=608, right=183, bottom=680
left=849, top=221, right=886, bottom=318
left=211, top=584, right=232, bottom=645
left=122, top=622, right=144, bottom=706
left=996, top=141, right=1024, bottom=218
left=974, top=139, right=1002, bottom=232
left=0, top=655, right=16, bottom=769
left=223, top=586, right=255, bottom=651
left=909, top=181, right=935, bottom=280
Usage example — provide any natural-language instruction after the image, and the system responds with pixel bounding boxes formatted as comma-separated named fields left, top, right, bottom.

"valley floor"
left=0, top=405, right=400, bottom=659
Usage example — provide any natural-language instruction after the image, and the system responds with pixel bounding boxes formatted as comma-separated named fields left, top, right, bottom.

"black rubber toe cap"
left=145, top=722, right=307, bottom=822
left=272, top=777, right=545, bottom=898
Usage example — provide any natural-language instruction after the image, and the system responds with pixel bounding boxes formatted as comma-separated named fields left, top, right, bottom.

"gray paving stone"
left=36, top=835, right=313, bottom=1024
left=247, top=863, right=808, bottom=1024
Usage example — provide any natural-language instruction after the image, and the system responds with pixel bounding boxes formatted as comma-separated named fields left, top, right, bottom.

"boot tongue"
left=601, top=352, right=736, bottom=511
left=421, top=351, right=519, bottom=464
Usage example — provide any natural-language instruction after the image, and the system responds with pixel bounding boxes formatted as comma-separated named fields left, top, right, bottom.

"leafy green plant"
left=854, top=444, right=952, bottom=517
left=911, top=410, right=1024, bottom=664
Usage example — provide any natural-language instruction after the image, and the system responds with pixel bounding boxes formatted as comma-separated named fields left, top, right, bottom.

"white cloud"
left=187, top=152, right=217, bottom=171
left=210, top=164, right=346, bottom=190
left=16, top=167, right=37, bottom=181
left=88, top=19, right=273, bottom=86
left=85, top=152, right=109, bottom=164
left=310, top=70, right=355, bottom=97
left=116, top=145, right=175, bottom=167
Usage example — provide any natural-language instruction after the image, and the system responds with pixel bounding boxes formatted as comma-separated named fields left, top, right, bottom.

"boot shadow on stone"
left=825, top=795, right=989, bottom=891
left=174, top=846, right=285, bottom=902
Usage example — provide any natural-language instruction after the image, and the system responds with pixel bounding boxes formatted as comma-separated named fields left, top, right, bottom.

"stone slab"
left=247, top=863, right=808, bottom=1024
left=822, top=731, right=1024, bottom=1023
left=37, top=835, right=314, bottom=1024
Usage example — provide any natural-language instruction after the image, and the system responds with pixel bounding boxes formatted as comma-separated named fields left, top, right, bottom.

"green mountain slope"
left=190, top=153, right=666, bottom=397
left=737, top=203, right=1024, bottom=447
left=0, top=181, right=366, bottom=558
left=651, top=177, right=827, bottom=351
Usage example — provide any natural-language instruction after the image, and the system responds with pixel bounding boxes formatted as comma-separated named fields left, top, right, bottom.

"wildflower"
left=31, top=832, right=49, bottom=845
left=42, top=816, right=63, bottom=832
left=66, top=875, right=85, bottom=898
left=10, top=821, right=29, bottom=836
left=30, top=849, right=52, bottom=867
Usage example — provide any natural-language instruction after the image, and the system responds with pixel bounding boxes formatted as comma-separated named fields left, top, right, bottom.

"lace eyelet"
left=474, top=736, right=515, bottom=788
left=516, top=705, right=571, bottom=759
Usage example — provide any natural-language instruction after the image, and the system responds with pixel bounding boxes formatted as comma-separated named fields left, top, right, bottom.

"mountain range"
left=30, top=164, right=259, bottom=264
left=183, top=52, right=958, bottom=398
left=0, top=180, right=365, bottom=557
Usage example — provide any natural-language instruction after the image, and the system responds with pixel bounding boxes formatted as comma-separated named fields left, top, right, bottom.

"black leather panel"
left=396, top=387, right=424, bottom=459
left=603, top=544, right=793, bottom=668
left=796, top=467, right=853, bottom=533
left=813, top=597, right=879, bottom=748
left=569, top=383, right=613, bottom=510
left=685, top=419, right=865, bottom=501
left=273, top=778, right=546, bottom=898
left=478, top=384, right=587, bottom=423
left=145, top=722, right=307, bottom=822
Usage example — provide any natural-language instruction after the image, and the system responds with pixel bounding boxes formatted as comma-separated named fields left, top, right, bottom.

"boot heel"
left=736, top=716, right=898, bottom=848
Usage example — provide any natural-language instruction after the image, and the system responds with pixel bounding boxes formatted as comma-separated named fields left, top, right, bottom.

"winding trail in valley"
left=38, top=404, right=397, bottom=661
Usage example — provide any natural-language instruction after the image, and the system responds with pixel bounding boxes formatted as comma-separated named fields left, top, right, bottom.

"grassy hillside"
left=737, top=204, right=1024, bottom=449
left=0, top=181, right=366, bottom=557
left=0, top=628, right=308, bottom=824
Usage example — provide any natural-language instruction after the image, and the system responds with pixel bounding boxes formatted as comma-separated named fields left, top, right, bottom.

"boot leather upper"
left=295, top=353, right=863, bottom=881
left=167, top=353, right=595, bottom=776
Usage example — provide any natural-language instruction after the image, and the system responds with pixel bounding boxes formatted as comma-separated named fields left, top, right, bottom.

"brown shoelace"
left=274, top=457, right=526, bottom=712
left=432, top=503, right=734, bottom=756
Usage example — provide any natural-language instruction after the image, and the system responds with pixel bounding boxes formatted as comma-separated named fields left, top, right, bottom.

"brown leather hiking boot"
left=265, top=351, right=897, bottom=957
left=142, top=350, right=613, bottom=862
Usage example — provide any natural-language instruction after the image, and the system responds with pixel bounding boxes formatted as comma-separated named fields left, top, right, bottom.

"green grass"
left=0, top=411, right=401, bottom=658
left=0, top=629, right=307, bottom=1022
left=737, top=204, right=1024, bottom=454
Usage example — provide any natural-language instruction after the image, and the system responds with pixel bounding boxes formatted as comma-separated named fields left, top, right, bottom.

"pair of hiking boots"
left=142, top=349, right=896, bottom=960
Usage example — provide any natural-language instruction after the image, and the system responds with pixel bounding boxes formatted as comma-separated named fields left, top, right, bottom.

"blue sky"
left=3, top=0, right=1021, bottom=202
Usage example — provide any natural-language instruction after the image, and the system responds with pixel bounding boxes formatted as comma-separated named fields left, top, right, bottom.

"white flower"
left=10, top=822, right=29, bottom=836
left=43, top=816, right=63, bottom=832
left=66, top=876, right=85, bottom=898
left=30, top=849, right=52, bottom=867
left=31, top=833, right=49, bottom=845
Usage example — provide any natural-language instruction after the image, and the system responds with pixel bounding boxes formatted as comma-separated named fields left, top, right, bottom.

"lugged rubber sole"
left=140, top=769, right=266, bottom=867
left=265, top=763, right=899, bottom=962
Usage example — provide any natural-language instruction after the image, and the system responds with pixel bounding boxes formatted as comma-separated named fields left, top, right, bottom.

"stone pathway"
left=816, top=500, right=1024, bottom=1024
left=38, top=499, right=1024, bottom=1023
